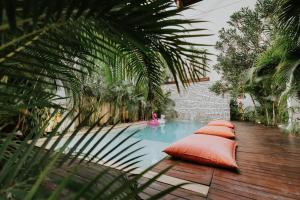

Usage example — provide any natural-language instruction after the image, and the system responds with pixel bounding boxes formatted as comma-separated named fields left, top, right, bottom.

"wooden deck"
left=140, top=122, right=300, bottom=200
left=53, top=122, right=300, bottom=199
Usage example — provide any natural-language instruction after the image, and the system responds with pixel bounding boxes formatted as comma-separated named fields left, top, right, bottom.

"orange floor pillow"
left=163, top=134, right=238, bottom=169
left=194, top=125, right=235, bottom=139
left=208, top=120, right=235, bottom=129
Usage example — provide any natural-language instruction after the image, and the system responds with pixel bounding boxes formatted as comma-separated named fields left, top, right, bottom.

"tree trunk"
left=249, top=94, right=258, bottom=116
left=265, top=108, right=270, bottom=125
left=272, top=101, right=276, bottom=126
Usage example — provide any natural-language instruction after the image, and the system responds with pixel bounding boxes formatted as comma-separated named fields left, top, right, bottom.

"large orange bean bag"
left=163, top=134, right=238, bottom=169
left=208, top=120, right=235, bottom=129
left=194, top=125, right=235, bottom=139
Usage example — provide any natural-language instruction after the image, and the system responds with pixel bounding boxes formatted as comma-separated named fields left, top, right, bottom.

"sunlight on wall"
left=162, top=81, right=230, bottom=121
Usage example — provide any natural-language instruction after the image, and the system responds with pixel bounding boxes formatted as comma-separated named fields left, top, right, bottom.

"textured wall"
left=287, top=96, right=300, bottom=127
left=162, top=81, right=230, bottom=122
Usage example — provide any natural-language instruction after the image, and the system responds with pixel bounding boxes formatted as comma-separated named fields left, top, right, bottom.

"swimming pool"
left=131, top=120, right=203, bottom=143
left=51, top=120, right=204, bottom=169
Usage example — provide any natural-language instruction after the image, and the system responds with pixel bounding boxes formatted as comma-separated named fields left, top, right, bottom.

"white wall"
left=162, top=81, right=230, bottom=122
left=287, top=95, right=300, bottom=128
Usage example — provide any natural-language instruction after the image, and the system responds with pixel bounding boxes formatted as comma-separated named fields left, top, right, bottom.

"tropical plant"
left=209, top=80, right=228, bottom=96
left=229, top=99, right=241, bottom=121
left=1, top=0, right=209, bottom=135
left=211, top=0, right=276, bottom=97
left=276, top=0, right=300, bottom=123
left=79, top=79, right=147, bottom=125
left=150, top=91, right=176, bottom=119
left=251, top=36, right=295, bottom=125
left=210, top=0, right=295, bottom=126
left=0, top=0, right=210, bottom=199
left=277, top=0, right=300, bottom=45
left=248, top=0, right=300, bottom=127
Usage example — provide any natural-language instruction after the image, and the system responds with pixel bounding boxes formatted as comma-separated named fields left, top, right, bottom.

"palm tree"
left=266, top=0, right=300, bottom=128
left=277, top=0, right=300, bottom=45
left=242, top=0, right=300, bottom=127
left=0, top=0, right=209, bottom=199
left=275, top=0, right=300, bottom=95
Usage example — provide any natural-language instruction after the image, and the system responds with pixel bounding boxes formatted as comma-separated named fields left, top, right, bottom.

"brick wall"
left=162, top=81, right=230, bottom=122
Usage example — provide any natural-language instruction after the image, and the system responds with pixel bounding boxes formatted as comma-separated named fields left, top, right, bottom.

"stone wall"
left=162, top=81, right=230, bottom=122
left=287, top=95, right=300, bottom=128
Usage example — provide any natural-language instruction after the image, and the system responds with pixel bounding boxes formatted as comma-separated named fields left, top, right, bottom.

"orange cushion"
left=194, top=125, right=235, bottom=139
left=163, top=134, right=238, bottom=169
left=208, top=120, right=235, bottom=129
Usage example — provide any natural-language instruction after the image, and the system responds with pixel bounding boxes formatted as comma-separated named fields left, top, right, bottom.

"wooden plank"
left=207, top=122, right=300, bottom=199
left=208, top=188, right=252, bottom=200
left=131, top=168, right=209, bottom=197
left=153, top=158, right=214, bottom=186
left=138, top=177, right=206, bottom=200
left=212, top=173, right=300, bottom=198
left=236, top=161, right=300, bottom=178
left=211, top=178, right=297, bottom=200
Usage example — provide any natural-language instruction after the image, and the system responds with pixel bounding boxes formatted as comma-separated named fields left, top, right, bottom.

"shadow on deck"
left=141, top=122, right=300, bottom=200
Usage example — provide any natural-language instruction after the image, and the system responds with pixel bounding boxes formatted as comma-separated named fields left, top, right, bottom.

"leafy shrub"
left=241, top=109, right=256, bottom=122
left=230, top=99, right=241, bottom=121
left=209, top=81, right=228, bottom=96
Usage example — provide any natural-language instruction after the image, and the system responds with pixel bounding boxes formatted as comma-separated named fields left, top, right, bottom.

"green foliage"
left=276, top=5, right=300, bottom=107
left=255, top=36, right=300, bottom=97
left=213, top=0, right=276, bottom=96
left=287, top=122, right=300, bottom=135
left=213, top=0, right=298, bottom=127
left=209, top=81, right=228, bottom=96
left=229, top=99, right=241, bottom=121
left=277, top=0, right=300, bottom=45
left=0, top=0, right=210, bottom=198
left=252, top=5, right=300, bottom=127
left=0, top=0, right=209, bottom=136
left=241, top=108, right=256, bottom=122
left=151, top=91, right=176, bottom=119
left=78, top=58, right=177, bottom=125
left=2, top=0, right=209, bottom=130
left=214, top=0, right=273, bottom=123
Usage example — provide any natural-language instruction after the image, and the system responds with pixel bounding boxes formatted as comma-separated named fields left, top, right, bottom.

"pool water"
left=51, top=120, right=204, bottom=169
left=131, top=120, right=203, bottom=143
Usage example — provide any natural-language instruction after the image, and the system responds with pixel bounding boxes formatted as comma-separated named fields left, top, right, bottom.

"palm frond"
left=277, top=0, right=300, bottom=44
left=0, top=0, right=209, bottom=198
left=0, top=111, right=183, bottom=199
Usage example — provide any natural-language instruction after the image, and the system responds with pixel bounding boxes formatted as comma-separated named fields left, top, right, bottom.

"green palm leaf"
left=0, top=0, right=209, bottom=199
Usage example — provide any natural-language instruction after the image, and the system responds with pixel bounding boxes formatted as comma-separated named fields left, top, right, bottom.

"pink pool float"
left=148, top=112, right=160, bottom=127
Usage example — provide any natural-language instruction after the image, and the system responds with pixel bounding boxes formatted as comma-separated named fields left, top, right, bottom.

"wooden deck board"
left=210, top=122, right=300, bottom=200
left=144, top=122, right=300, bottom=200
left=139, top=177, right=206, bottom=200
left=152, top=159, right=215, bottom=186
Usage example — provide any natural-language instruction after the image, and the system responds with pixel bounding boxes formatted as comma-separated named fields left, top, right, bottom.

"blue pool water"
left=130, top=120, right=203, bottom=143
left=52, top=120, right=204, bottom=169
